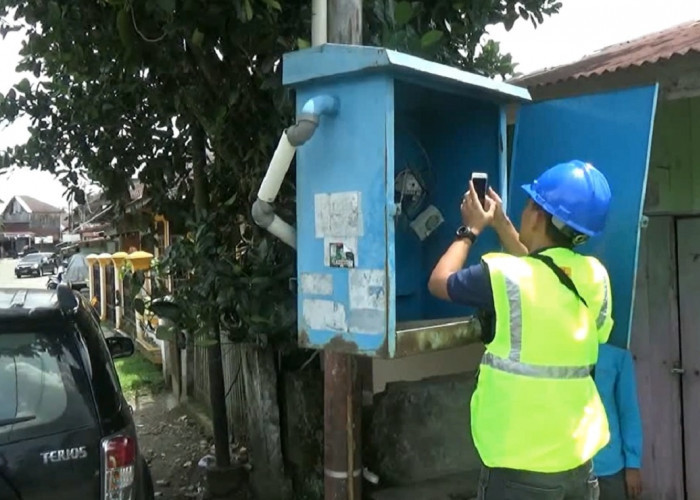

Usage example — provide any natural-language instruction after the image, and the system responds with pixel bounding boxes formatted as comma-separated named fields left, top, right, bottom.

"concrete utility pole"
left=324, top=4, right=364, bottom=500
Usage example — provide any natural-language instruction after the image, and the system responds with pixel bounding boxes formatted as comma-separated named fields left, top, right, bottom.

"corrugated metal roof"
left=512, top=19, right=700, bottom=88
left=16, top=195, right=62, bottom=213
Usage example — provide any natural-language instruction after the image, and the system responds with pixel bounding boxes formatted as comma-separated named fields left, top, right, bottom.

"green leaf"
left=14, top=78, right=31, bottom=94
left=263, top=0, right=281, bottom=10
left=420, top=30, right=443, bottom=48
left=191, top=28, right=204, bottom=47
left=158, top=0, right=176, bottom=13
left=48, top=1, right=61, bottom=24
left=243, top=0, right=253, bottom=21
left=394, top=1, right=413, bottom=26
left=297, top=38, right=310, bottom=49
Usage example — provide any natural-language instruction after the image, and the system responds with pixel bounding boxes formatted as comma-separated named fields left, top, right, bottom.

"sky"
left=1, top=0, right=700, bottom=210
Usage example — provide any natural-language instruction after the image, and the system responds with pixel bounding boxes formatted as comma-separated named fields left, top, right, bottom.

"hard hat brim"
left=520, top=183, right=597, bottom=237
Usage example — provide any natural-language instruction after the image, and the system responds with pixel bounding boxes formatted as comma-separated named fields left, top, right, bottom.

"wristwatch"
left=455, top=225, right=478, bottom=243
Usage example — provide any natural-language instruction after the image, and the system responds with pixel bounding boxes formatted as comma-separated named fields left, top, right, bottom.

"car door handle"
left=671, top=367, right=685, bottom=375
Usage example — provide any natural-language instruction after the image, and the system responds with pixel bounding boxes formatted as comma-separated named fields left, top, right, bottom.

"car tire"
left=15, top=274, right=20, bottom=279
left=141, top=460, right=155, bottom=500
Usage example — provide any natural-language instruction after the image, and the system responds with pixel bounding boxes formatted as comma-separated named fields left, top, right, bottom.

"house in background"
left=510, top=19, right=700, bottom=500
left=1, top=195, right=64, bottom=256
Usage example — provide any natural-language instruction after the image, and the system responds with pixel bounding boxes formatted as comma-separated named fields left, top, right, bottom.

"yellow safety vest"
left=471, top=247, right=614, bottom=472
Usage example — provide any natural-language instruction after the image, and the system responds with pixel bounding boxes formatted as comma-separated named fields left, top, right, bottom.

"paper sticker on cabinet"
left=329, top=191, right=363, bottom=237
left=302, top=299, right=347, bottom=331
left=349, top=269, right=385, bottom=311
left=300, top=273, right=333, bottom=296
left=324, top=237, right=357, bottom=268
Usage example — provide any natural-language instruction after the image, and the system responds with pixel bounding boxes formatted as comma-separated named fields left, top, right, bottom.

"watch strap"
left=455, top=225, right=477, bottom=243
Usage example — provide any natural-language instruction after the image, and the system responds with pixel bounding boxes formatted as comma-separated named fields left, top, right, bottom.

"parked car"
left=14, top=253, right=55, bottom=278
left=46, top=252, right=90, bottom=293
left=0, top=285, right=154, bottom=500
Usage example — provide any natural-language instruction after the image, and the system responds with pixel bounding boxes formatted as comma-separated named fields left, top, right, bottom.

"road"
left=0, top=258, right=52, bottom=289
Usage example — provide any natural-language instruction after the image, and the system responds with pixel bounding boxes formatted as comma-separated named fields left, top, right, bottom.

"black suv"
left=0, top=285, right=154, bottom=499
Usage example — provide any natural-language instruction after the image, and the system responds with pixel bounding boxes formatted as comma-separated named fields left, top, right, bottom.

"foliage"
left=114, top=350, right=166, bottom=396
left=0, top=0, right=560, bottom=346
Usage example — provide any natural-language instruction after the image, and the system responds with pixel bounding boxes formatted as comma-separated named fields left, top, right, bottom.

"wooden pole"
left=324, top=2, right=363, bottom=499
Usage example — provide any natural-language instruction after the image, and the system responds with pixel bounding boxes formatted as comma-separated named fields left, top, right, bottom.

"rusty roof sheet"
left=512, top=19, right=700, bottom=88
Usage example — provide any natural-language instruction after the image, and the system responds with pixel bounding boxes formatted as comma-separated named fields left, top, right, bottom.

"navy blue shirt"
left=447, top=263, right=495, bottom=343
left=447, top=262, right=494, bottom=312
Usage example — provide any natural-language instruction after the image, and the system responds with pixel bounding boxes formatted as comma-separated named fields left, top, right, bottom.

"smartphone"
left=471, top=172, right=488, bottom=207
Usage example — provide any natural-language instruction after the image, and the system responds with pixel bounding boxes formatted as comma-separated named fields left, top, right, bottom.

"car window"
left=20, top=254, right=42, bottom=263
left=64, top=254, right=89, bottom=282
left=0, top=331, right=96, bottom=445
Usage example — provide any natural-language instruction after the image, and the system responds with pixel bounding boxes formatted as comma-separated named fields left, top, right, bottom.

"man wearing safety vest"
left=429, top=160, right=613, bottom=499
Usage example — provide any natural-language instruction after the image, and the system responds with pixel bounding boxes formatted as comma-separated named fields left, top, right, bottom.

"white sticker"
left=329, top=191, right=363, bottom=237
left=302, top=299, right=347, bottom=331
left=314, top=191, right=363, bottom=238
left=314, top=193, right=331, bottom=237
left=324, top=236, right=358, bottom=268
left=349, top=269, right=386, bottom=311
left=300, top=273, right=333, bottom=296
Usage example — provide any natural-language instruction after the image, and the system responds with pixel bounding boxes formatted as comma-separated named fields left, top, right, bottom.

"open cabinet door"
left=508, top=85, right=658, bottom=348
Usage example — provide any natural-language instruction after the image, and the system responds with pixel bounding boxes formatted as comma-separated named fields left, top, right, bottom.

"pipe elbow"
left=252, top=199, right=275, bottom=228
left=301, top=95, right=339, bottom=116
left=286, top=119, right=319, bottom=147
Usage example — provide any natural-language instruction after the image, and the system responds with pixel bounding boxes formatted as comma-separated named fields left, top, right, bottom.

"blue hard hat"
left=521, top=160, right=612, bottom=237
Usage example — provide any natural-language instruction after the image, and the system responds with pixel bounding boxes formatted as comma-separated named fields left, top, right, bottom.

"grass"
left=114, top=350, right=165, bottom=396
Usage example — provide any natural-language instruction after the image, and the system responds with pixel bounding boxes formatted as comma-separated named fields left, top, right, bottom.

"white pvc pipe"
left=311, top=0, right=327, bottom=46
left=268, top=214, right=297, bottom=249
left=258, top=132, right=297, bottom=203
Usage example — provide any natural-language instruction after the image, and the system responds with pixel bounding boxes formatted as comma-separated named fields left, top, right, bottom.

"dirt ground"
left=129, top=391, right=212, bottom=499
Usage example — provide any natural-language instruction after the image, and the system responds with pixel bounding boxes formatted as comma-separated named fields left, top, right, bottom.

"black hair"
left=544, top=214, right=575, bottom=249
left=529, top=200, right=579, bottom=249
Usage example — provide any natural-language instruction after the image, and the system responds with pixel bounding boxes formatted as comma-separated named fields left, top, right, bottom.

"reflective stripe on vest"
left=596, top=276, right=609, bottom=330
left=484, top=271, right=593, bottom=380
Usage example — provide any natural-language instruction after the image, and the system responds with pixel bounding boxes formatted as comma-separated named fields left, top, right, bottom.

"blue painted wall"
left=392, top=81, right=504, bottom=322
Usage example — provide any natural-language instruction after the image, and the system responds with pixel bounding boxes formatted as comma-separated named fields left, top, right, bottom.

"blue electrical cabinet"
left=283, top=44, right=657, bottom=358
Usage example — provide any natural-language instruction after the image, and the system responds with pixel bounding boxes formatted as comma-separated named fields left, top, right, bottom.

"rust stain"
left=395, top=316, right=482, bottom=358
left=327, top=334, right=360, bottom=354
left=298, top=329, right=311, bottom=348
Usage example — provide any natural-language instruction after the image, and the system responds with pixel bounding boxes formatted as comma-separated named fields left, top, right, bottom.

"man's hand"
left=461, top=180, right=496, bottom=234
left=625, top=468, right=642, bottom=498
left=487, top=187, right=508, bottom=230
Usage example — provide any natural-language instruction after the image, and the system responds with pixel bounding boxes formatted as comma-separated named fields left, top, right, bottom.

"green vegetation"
left=114, top=351, right=165, bottom=396
left=0, top=0, right=561, bottom=349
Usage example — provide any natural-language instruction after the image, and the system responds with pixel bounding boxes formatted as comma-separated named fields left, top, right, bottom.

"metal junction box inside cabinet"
left=283, top=43, right=658, bottom=358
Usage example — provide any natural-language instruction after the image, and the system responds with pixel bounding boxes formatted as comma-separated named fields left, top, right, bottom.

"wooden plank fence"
left=194, top=343, right=250, bottom=446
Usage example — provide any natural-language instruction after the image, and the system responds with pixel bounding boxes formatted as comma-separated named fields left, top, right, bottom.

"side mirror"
left=57, top=272, right=63, bottom=282
left=106, top=336, right=135, bottom=359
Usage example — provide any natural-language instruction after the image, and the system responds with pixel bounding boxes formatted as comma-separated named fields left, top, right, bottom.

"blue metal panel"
left=296, top=74, right=392, bottom=355
left=508, top=85, right=659, bottom=348
left=283, top=44, right=531, bottom=104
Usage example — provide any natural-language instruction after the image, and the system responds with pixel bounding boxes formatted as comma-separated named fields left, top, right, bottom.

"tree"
left=0, top=0, right=560, bottom=337
left=0, top=0, right=561, bottom=479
